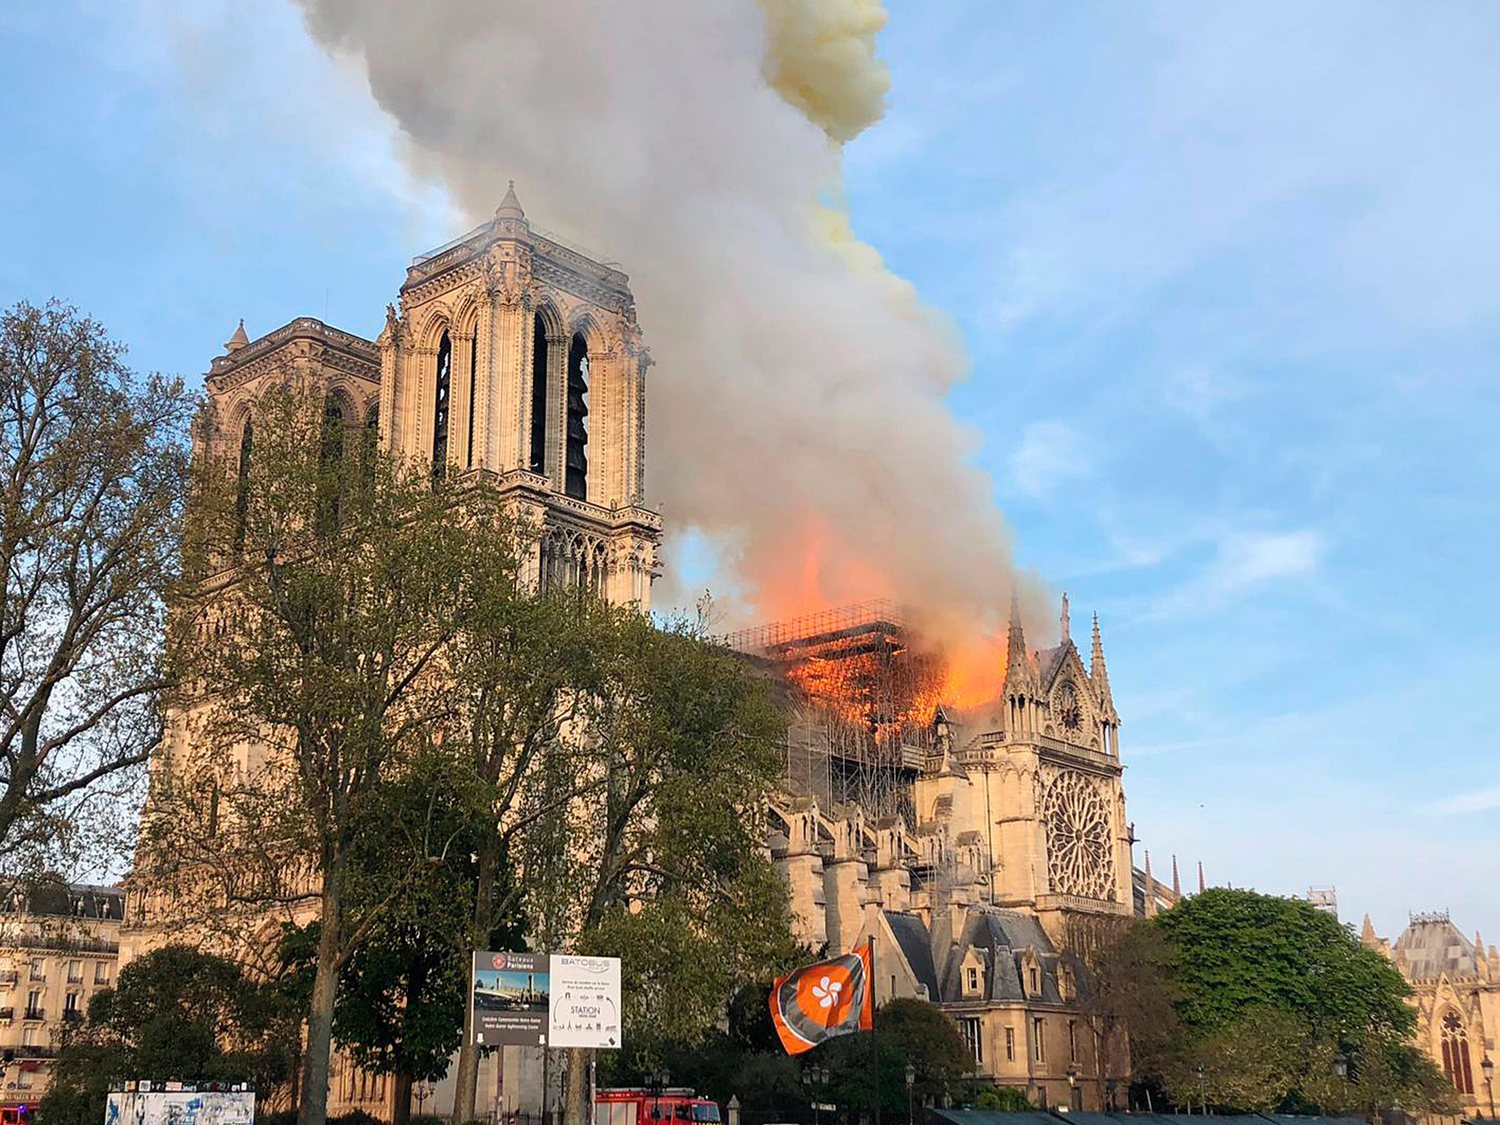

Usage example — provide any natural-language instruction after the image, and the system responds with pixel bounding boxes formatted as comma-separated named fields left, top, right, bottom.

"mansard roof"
left=886, top=911, right=940, bottom=999
left=1393, top=913, right=1478, bottom=980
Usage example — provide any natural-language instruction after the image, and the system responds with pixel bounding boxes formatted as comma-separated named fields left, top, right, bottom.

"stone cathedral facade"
left=191, top=183, right=660, bottom=615
left=120, top=187, right=663, bottom=1118
left=767, top=598, right=1173, bottom=1111
left=117, top=189, right=1170, bottom=1118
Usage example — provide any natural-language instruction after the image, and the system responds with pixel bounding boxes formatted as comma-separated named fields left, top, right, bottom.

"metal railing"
left=23, top=1007, right=44, bottom=1021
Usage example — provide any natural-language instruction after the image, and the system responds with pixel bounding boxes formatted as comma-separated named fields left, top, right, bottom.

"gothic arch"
left=534, top=297, right=567, bottom=339
left=1439, top=1008, right=1475, bottom=1095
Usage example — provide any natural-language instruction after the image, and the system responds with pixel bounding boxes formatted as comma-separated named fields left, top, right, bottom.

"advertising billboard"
left=471, top=951, right=622, bottom=1049
left=470, top=950, right=549, bottom=1047
left=549, top=954, right=621, bottom=1049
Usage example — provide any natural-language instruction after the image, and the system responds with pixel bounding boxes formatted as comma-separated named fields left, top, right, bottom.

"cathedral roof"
left=885, top=910, right=941, bottom=1000
left=1392, top=913, right=1478, bottom=980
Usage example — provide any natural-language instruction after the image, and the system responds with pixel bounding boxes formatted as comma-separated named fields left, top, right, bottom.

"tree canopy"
left=0, top=299, right=192, bottom=875
left=1144, top=889, right=1457, bottom=1116
left=38, top=945, right=297, bottom=1125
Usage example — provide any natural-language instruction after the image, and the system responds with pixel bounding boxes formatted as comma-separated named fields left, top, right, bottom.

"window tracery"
left=1041, top=770, right=1115, bottom=900
left=1441, top=1011, right=1475, bottom=1095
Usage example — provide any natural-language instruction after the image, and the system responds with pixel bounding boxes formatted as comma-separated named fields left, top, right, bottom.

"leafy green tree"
left=38, top=946, right=296, bottom=1125
left=0, top=300, right=192, bottom=874
left=282, top=755, right=528, bottom=1125
left=1151, top=888, right=1456, bottom=1116
left=812, top=999, right=971, bottom=1119
left=145, top=386, right=506, bottom=1125
left=518, top=614, right=797, bottom=1125
left=444, top=582, right=622, bottom=1122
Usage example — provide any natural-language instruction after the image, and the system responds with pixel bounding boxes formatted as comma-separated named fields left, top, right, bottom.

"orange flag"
left=769, top=943, right=875, bottom=1055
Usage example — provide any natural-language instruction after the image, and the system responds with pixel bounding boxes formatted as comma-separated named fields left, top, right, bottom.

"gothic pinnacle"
left=224, top=318, right=249, bottom=354
left=1060, top=592, right=1071, bottom=644
left=1198, top=860, right=1206, bottom=893
left=1172, top=855, right=1181, bottom=897
left=495, top=179, right=526, bottom=222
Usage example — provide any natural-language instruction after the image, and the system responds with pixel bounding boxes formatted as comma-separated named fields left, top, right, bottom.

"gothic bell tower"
left=378, top=183, right=661, bottom=606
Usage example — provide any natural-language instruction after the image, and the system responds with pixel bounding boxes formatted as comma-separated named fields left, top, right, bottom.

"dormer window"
left=1029, top=966, right=1040, bottom=995
left=966, top=966, right=979, bottom=994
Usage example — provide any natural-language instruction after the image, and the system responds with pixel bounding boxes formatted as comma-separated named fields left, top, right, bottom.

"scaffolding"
left=730, top=601, right=937, bottom=821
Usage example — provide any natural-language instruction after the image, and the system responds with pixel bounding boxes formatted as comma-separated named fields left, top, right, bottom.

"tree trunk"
left=453, top=833, right=499, bottom=1122
left=562, top=1048, right=590, bottom=1125
left=392, top=1067, right=414, bottom=1125
left=299, top=867, right=344, bottom=1125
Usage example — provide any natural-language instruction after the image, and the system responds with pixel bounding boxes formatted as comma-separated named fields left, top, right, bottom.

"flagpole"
left=870, top=932, right=881, bottom=1125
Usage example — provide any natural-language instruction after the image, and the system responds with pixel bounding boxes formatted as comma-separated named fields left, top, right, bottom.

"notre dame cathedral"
left=120, top=189, right=1172, bottom=1116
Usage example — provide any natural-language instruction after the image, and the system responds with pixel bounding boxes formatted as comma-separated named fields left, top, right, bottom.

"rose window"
left=1041, top=771, right=1115, bottom=900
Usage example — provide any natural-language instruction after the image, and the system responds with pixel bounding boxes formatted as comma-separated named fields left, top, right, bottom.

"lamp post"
left=803, top=1065, right=829, bottom=1125
left=905, top=1063, right=917, bottom=1125
left=1196, top=1065, right=1207, bottom=1116
left=648, top=1067, right=671, bottom=1122
left=1066, top=1066, right=1078, bottom=1112
left=1482, top=1055, right=1494, bottom=1121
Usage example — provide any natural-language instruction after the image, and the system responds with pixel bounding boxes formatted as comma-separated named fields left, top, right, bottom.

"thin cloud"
left=1421, top=787, right=1500, bottom=817
left=1009, top=420, right=1094, bottom=498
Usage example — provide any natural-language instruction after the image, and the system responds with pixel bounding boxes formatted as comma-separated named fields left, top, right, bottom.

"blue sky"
left=2, top=1, right=1495, bottom=936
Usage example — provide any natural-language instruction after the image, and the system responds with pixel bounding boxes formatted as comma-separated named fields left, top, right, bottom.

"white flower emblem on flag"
left=812, top=975, right=842, bottom=1008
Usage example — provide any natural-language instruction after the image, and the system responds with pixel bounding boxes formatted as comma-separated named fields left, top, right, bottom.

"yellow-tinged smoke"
left=758, top=0, right=890, bottom=142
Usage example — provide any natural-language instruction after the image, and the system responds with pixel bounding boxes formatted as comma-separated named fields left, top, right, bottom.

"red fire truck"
left=594, top=1088, right=721, bottom=1125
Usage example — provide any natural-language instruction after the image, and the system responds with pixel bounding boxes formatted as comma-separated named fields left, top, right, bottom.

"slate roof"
left=1393, top=915, right=1478, bottom=980
left=885, top=910, right=940, bottom=999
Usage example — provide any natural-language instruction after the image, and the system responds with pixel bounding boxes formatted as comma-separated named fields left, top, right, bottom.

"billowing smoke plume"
left=296, top=0, right=1028, bottom=686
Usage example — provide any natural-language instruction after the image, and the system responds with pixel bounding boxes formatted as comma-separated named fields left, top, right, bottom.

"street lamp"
left=648, top=1068, right=672, bottom=1121
left=803, top=1065, right=829, bottom=1125
left=1196, top=1065, right=1207, bottom=1116
left=905, top=1063, right=917, bottom=1125
left=1066, top=1065, right=1078, bottom=1111
left=1481, top=1056, right=1494, bottom=1121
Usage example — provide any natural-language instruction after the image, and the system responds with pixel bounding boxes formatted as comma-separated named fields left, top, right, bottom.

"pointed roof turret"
left=1362, top=913, right=1378, bottom=947
left=1003, top=589, right=1037, bottom=699
left=1090, top=612, right=1118, bottom=717
left=224, top=318, right=249, bottom=354
left=495, top=179, right=526, bottom=222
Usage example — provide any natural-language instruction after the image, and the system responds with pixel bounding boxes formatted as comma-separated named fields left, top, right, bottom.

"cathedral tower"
left=380, top=183, right=659, bottom=605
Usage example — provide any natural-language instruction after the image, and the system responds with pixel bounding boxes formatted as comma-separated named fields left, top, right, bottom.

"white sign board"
left=548, top=954, right=621, bottom=1049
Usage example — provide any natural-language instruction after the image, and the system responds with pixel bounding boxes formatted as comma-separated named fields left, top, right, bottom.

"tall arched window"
left=1441, top=1012, right=1475, bottom=1095
left=233, top=417, right=253, bottom=553
left=432, top=331, right=452, bottom=478
left=530, top=314, right=549, bottom=474
left=466, top=326, right=479, bottom=469
left=318, top=394, right=345, bottom=532
left=565, top=332, right=589, bottom=499
left=362, top=403, right=379, bottom=487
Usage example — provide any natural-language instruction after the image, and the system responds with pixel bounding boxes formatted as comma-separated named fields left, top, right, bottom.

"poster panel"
left=471, top=950, right=550, bottom=1047
left=548, top=954, right=622, bottom=1049
left=104, top=1086, right=255, bottom=1125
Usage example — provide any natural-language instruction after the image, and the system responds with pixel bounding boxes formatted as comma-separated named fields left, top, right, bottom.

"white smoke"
left=296, top=0, right=1025, bottom=651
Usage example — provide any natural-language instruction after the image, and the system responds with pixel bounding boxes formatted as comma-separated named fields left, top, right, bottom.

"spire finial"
left=1198, top=860, right=1206, bottom=893
left=1004, top=587, right=1033, bottom=698
left=495, top=179, right=527, bottom=222
left=1172, top=855, right=1181, bottom=897
left=1060, top=592, right=1071, bottom=644
left=1143, top=850, right=1157, bottom=918
left=1361, top=913, right=1377, bottom=946
left=225, top=318, right=249, bottom=354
